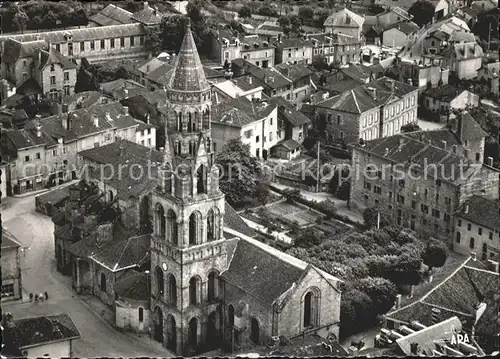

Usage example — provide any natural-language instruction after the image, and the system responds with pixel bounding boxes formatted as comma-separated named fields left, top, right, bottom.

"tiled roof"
left=269, top=96, right=311, bottom=126
left=388, top=262, right=500, bottom=337
left=100, top=78, right=145, bottom=94
left=275, top=63, right=313, bottom=82
left=457, top=195, right=500, bottom=232
left=1, top=39, right=47, bottom=64
left=1, top=229, right=22, bottom=249
left=211, top=97, right=276, bottom=127
left=224, top=203, right=257, bottom=238
left=275, top=37, right=313, bottom=49
left=448, top=30, right=476, bottom=43
left=323, top=8, right=365, bottom=28
left=132, top=6, right=165, bottom=26
left=78, top=139, right=163, bottom=199
left=307, top=32, right=361, bottom=45
left=231, top=59, right=291, bottom=90
left=3, top=314, right=80, bottom=349
left=167, top=22, right=210, bottom=92
left=89, top=4, right=133, bottom=26
left=114, top=271, right=150, bottom=301
left=23, top=101, right=138, bottom=144
left=341, top=63, right=372, bottom=83
left=91, top=234, right=150, bottom=272
left=4, top=127, right=49, bottom=150
left=273, top=138, right=301, bottom=151
left=386, top=21, right=420, bottom=35
left=145, top=62, right=174, bottom=86
left=36, top=185, right=71, bottom=206
left=38, top=47, right=77, bottom=70
left=138, top=57, right=167, bottom=76
left=64, top=91, right=109, bottom=109
left=0, top=23, right=146, bottom=43
left=220, top=238, right=304, bottom=304
left=423, top=84, right=462, bottom=101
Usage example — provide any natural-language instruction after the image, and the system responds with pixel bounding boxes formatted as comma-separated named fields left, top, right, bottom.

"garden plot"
left=267, top=201, right=322, bottom=227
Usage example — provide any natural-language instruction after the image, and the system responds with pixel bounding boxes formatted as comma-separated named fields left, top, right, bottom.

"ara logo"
left=450, top=332, right=470, bottom=345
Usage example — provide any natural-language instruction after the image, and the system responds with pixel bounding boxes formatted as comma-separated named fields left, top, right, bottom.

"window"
left=445, top=197, right=451, bottom=205
left=436, top=193, right=439, bottom=202
left=53, top=149, right=57, bottom=156
left=467, top=223, right=472, bottom=231
left=68, top=43, right=73, bottom=56
left=432, top=209, right=440, bottom=218
left=100, top=273, right=106, bottom=292
left=56, top=44, right=60, bottom=53
left=489, top=232, right=493, bottom=240
left=397, top=195, right=405, bottom=204
left=364, top=181, right=372, bottom=190
left=189, top=277, right=200, bottom=305
left=421, top=204, right=429, bottom=214
left=478, top=227, right=482, bottom=235
left=101, top=39, right=105, bottom=49
left=469, top=237, right=475, bottom=249
left=91, top=41, right=95, bottom=50
left=269, top=132, right=273, bottom=141
left=444, top=214, right=450, bottom=222
left=424, top=189, right=428, bottom=197
left=411, top=200, right=416, bottom=209
left=476, top=153, right=480, bottom=161
left=456, top=232, right=461, bottom=243
left=110, top=39, right=115, bottom=49
left=458, top=219, right=462, bottom=227
left=64, top=71, right=69, bottom=81
left=64, top=85, right=70, bottom=96
left=139, top=307, right=144, bottom=322
left=148, top=139, right=151, bottom=146
left=389, top=191, right=393, bottom=199
left=156, top=267, right=164, bottom=296
left=50, top=64, right=55, bottom=72
left=50, top=76, right=56, bottom=85
left=336, top=115, right=341, bottom=125
left=374, top=186, right=381, bottom=194
left=36, top=152, right=41, bottom=159
left=411, top=96, right=415, bottom=106
left=256, top=135, right=260, bottom=143
left=80, top=42, right=85, bottom=52
left=140, top=36, right=145, bottom=46
left=1, top=284, right=14, bottom=298
left=250, top=318, right=260, bottom=344
left=24, top=155, right=30, bottom=162
left=120, top=37, right=125, bottom=48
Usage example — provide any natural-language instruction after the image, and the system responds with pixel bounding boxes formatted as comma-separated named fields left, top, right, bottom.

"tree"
left=13, top=10, right=29, bottom=33
left=329, top=59, right=342, bottom=73
left=216, top=139, right=270, bottom=208
left=422, top=239, right=448, bottom=271
left=314, top=9, right=330, bottom=28
left=294, top=227, right=323, bottom=248
left=69, top=8, right=88, bottom=28
left=355, top=277, right=398, bottom=315
left=186, top=2, right=211, bottom=55
left=340, top=289, right=373, bottom=339
left=298, top=6, right=314, bottom=24
left=290, top=15, right=302, bottom=34
left=472, top=13, right=499, bottom=42
left=74, top=66, right=99, bottom=93
left=312, top=56, right=329, bottom=71
left=408, top=0, right=436, bottom=27
left=401, top=122, right=421, bottom=133
left=238, top=5, right=252, bottom=19
left=146, top=15, right=186, bottom=56
left=258, top=4, right=278, bottom=17
left=335, top=180, right=350, bottom=200
left=363, top=207, right=391, bottom=229
left=278, top=15, right=292, bottom=35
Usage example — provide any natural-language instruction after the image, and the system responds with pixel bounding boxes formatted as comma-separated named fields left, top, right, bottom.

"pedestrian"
left=44, top=291, right=48, bottom=300
left=34, top=294, right=38, bottom=302
left=29, top=293, right=33, bottom=302
left=39, top=293, right=44, bottom=302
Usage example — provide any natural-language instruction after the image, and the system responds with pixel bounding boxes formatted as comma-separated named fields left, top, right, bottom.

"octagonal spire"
left=167, top=19, right=210, bottom=92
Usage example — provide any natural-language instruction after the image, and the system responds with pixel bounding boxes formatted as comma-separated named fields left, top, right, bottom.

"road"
left=1, top=194, right=170, bottom=357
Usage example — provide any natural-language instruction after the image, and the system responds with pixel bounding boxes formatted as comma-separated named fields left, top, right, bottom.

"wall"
left=1, top=246, right=22, bottom=301
left=0, top=163, right=7, bottom=199
left=24, top=340, right=71, bottom=358
left=315, top=107, right=360, bottom=145
left=359, top=108, right=382, bottom=142
left=382, top=28, right=408, bottom=48
left=278, top=269, right=341, bottom=340
left=136, top=126, right=157, bottom=148
left=455, top=57, right=482, bottom=80
left=211, top=122, right=241, bottom=154
left=275, top=45, right=313, bottom=65
left=381, top=91, right=418, bottom=137
left=453, top=218, right=500, bottom=260
left=38, top=62, right=77, bottom=99
left=239, top=107, right=278, bottom=159
left=326, top=26, right=361, bottom=40
left=115, top=299, right=151, bottom=333
left=241, top=47, right=275, bottom=68
left=311, top=41, right=362, bottom=65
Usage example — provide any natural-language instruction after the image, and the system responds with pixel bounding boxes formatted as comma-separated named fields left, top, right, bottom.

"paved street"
left=1, top=194, right=170, bottom=357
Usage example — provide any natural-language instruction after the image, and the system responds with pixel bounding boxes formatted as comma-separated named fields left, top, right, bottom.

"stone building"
left=349, top=113, right=499, bottom=241
left=323, top=8, right=365, bottom=41
left=274, top=37, right=314, bottom=65
left=312, top=77, right=418, bottom=146
left=53, top=22, right=344, bottom=356
left=306, top=33, right=363, bottom=66
left=1, top=229, right=22, bottom=301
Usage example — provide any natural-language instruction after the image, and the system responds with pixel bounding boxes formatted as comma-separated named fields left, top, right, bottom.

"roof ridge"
left=351, top=89, right=361, bottom=113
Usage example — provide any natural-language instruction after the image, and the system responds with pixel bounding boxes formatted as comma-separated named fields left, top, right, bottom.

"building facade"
left=307, top=33, right=363, bottom=65
left=323, top=8, right=365, bottom=40
left=1, top=229, right=22, bottom=301
left=274, top=37, right=313, bottom=65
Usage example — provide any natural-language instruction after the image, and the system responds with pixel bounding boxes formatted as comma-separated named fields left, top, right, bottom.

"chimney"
left=441, top=140, right=447, bottom=150
left=92, top=114, right=99, bottom=127
left=144, top=1, right=149, bottom=10
left=431, top=307, right=441, bottom=324
left=384, top=147, right=389, bottom=156
left=487, top=157, right=493, bottom=166
left=409, top=285, right=414, bottom=298
left=395, top=294, right=402, bottom=308
left=398, top=136, right=404, bottom=149
left=123, top=88, right=129, bottom=99
left=122, top=106, right=129, bottom=115
left=487, top=260, right=499, bottom=273
left=470, top=251, right=476, bottom=261
left=36, top=122, right=42, bottom=138
left=464, top=204, right=469, bottom=213
left=452, top=145, right=457, bottom=153
left=146, top=112, right=150, bottom=124
left=248, top=76, right=252, bottom=85
left=105, top=111, right=112, bottom=122
left=366, top=87, right=377, bottom=99
left=410, top=343, right=419, bottom=355
left=391, top=81, right=395, bottom=93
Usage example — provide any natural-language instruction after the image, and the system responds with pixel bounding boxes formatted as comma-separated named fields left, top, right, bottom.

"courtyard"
left=0, top=193, right=171, bottom=358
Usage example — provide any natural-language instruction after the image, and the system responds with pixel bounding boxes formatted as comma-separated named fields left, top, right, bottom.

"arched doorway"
left=188, top=317, right=198, bottom=352
left=303, top=288, right=320, bottom=328
left=166, top=314, right=176, bottom=352
left=250, top=318, right=259, bottom=344
left=153, top=307, right=163, bottom=343
left=482, top=243, right=488, bottom=260
left=207, top=311, right=218, bottom=349
left=167, top=273, right=177, bottom=305
left=189, top=276, right=200, bottom=305
left=157, top=204, right=166, bottom=238
left=156, top=267, right=164, bottom=297
left=196, top=165, right=206, bottom=194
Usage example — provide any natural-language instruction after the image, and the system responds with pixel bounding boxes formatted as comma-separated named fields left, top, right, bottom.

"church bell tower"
left=149, top=19, right=227, bottom=356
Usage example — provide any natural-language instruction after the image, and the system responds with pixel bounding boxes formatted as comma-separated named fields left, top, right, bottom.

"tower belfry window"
left=177, top=113, right=182, bottom=132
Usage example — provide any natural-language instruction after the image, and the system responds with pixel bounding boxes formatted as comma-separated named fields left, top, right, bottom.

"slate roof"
left=146, top=62, right=175, bottom=87
left=224, top=203, right=257, bottom=238
left=16, top=78, right=43, bottom=96
left=387, top=262, right=500, bottom=337
left=211, top=97, right=276, bottom=127
left=64, top=91, right=109, bottom=109
left=231, top=59, right=291, bottom=90
left=0, top=24, right=146, bottom=43
left=1, top=39, right=47, bottom=64
left=307, top=32, right=361, bottom=46
left=273, top=138, right=301, bottom=151
left=323, top=8, right=365, bottom=28
left=138, top=57, right=168, bottom=76
left=4, top=126, right=49, bottom=150
left=167, top=21, right=210, bottom=92
left=448, top=30, right=476, bottom=43
left=89, top=4, right=133, bottom=26
left=269, top=96, right=311, bottom=127
left=1, top=229, right=22, bottom=249
left=114, top=271, right=150, bottom=301
left=231, top=75, right=262, bottom=92
left=275, top=37, right=313, bottom=49
left=3, top=314, right=80, bottom=349
left=422, top=84, right=463, bottom=101
left=275, top=63, right=313, bottom=82
left=91, top=234, right=150, bottom=272
left=457, top=195, right=500, bottom=232
left=36, top=185, right=71, bottom=207
left=132, top=6, right=165, bottom=26
left=38, top=47, right=77, bottom=70
left=341, top=63, right=372, bottom=83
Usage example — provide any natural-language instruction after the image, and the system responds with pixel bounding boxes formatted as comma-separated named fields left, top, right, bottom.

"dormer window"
left=50, top=64, right=55, bottom=72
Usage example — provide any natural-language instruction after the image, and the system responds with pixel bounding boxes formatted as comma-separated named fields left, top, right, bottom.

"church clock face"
left=162, top=263, right=168, bottom=271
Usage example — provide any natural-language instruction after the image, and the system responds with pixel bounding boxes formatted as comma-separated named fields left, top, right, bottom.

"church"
left=53, top=20, right=343, bottom=356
